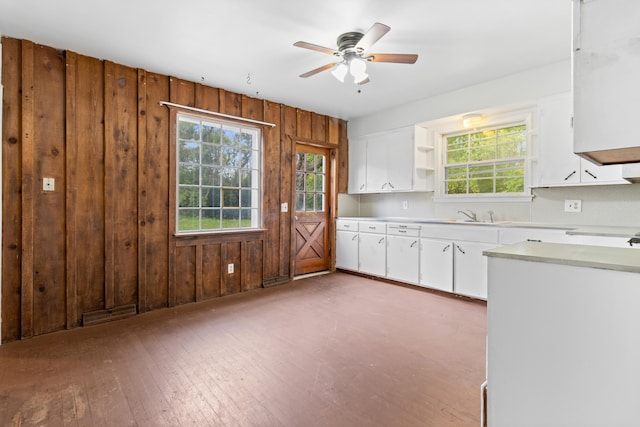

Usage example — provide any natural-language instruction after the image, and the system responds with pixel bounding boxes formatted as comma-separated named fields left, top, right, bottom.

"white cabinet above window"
left=348, top=126, right=434, bottom=194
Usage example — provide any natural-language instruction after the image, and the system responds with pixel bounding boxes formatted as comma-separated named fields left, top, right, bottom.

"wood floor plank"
left=0, top=272, right=486, bottom=426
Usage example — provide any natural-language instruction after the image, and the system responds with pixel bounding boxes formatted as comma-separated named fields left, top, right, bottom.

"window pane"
left=315, top=154, right=325, bottom=173
left=305, top=153, right=315, bottom=172
left=239, top=149, right=252, bottom=169
left=305, top=193, right=315, bottom=211
left=470, top=146, right=496, bottom=162
left=223, top=127, right=240, bottom=146
left=179, top=164, right=199, bottom=185
left=202, top=187, right=220, bottom=208
left=315, top=174, right=324, bottom=192
left=202, top=144, right=220, bottom=165
left=222, top=189, right=239, bottom=207
left=496, top=177, right=524, bottom=193
left=179, top=141, right=200, bottom=163
left=201, top=166, right=219, bottom=186
left=240, top=131, right=254, bottom=150
left=179, top=120, right=200, bottom=140
left=240, top=189, right=252, bottom=208
left=315, top=194, right=324, bottom=212
left=305, top=173, right=315, bottom=191
left=222, top=146, right=241, bottom=168
left=447, top=149, right=468, bottom=164
left=240, top=209, right=252, bottom=227
left=296, top=192, right=305, bottom=211
left=469, top=178, right=494, bottom=194
left=446, top=180, right=467, bottom=194
left=296, top=153, right=305, bottom=172
left=296, top=172, right=305, bottom=191
left=201, top=123, right=221, bottom=144
left=202, top=209, right=220, bottom=230
left=178, top=187, right=199, bottom=207
left=221, top=168, right=239, bottom=187
left=222, top=209, right=240, bottom=229
left=178, top=209, right=199, bottom=231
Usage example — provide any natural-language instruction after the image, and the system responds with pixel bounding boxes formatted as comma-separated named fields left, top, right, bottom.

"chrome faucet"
left=457, top=209, right=477, bottom=222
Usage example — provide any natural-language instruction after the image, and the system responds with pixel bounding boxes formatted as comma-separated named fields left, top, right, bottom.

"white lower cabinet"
left=419, top=239, right=454, bottom=292
left=336, top=230, right=359, bottom=271
left=386, top=223, right=420, bottom=284
left=358, top=233, right=386, bottom=276
left=453, top=241, right=495, bottom=299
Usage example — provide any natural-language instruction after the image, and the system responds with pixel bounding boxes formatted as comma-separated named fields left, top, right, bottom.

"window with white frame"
left=176, top=113, right=261, bottom=233
left=443, top=122, right=527, bottom=196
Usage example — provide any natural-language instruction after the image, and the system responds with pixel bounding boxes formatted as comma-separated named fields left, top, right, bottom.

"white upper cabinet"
left=348, top=126, right=434, bottom=194
left=348, top=137, right=367, bottom=193
left=572, top=0, right=640, bottom=165
left=538, top=93, right=626, bottom=186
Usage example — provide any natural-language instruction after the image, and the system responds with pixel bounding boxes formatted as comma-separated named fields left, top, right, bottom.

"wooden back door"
left=293, top=144, right=331, bottom=276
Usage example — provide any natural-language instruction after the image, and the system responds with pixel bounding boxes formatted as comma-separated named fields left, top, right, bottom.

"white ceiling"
left=0, top=0, right=572, bottom=120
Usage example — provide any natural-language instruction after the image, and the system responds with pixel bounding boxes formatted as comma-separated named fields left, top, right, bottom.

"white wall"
left=341, top=59, right=640, bottom=228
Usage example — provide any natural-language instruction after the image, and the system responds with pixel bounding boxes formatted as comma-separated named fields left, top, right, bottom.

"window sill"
left=173, top=228, right=266, bottom=245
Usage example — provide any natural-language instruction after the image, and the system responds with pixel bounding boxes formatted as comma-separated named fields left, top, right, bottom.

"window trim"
left=431, top=109, right=535, bottom=202
left=170, top=109, right=264, bottom=235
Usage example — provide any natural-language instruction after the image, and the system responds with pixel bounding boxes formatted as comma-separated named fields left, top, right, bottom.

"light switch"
left=281, top=202, right=288, bottom=212
left=43, top=178, right=55, bottom=192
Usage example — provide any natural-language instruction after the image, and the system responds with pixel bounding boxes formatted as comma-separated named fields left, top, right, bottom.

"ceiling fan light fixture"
left=463, top=113, right=484, bottom=128
left=349, top=57, right=367, bottom=77
left=331, top=62, right=348, bottom=82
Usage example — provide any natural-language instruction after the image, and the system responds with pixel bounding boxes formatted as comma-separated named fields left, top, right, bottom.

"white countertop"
left=483, top=241, right=640, bottom=273
left=337, top=217, right=640, bottom=238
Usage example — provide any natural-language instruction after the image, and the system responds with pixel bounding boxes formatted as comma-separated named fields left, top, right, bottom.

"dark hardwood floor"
left=0, top=272, right=487, bottom=427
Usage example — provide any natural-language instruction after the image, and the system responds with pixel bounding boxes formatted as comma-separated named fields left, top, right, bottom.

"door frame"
left=290, top=141, right=338, bottom=278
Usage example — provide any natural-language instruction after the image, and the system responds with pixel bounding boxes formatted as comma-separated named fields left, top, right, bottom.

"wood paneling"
left=65, top=52, right=105, bottom=327
left=1, top=37, right=22, bottom=342
left=1, top=36, right=348, bottom=343
left=104, top=61, right=138, bottom=309
left=28, top=43, right=67, bottom=337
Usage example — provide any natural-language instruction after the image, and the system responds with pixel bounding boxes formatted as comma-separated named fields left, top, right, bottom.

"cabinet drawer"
left=387, top=223, right=420, bottom=237
left=359, top=221, right=386, bottom=234
left=336, top=219, right=359, bottom=231
left=420, top=224, right=498, bottom=243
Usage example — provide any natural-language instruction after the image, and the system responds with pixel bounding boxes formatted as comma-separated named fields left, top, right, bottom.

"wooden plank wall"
left=1, top=36, right=349, bottom=343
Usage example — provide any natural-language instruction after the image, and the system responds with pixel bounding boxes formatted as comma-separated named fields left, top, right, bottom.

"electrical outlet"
left=281, top=202, right=288, bottom=213
left=43, top=177, right=55, bottom=192
left=227, top=263, right=234, bottom=274
left=564, top=199, right=582, bottom=213
left=402, top=201, right=408, bottom=210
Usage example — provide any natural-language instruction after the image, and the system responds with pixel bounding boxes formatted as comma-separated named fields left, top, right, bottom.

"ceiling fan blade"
left=355, top=22, right=391, bottom=52
left=293, top=41, right=339, bottom=56
left=357, top=77, right=370, bottom=85
left=367, top=53, right=418, bottom=64
left=299, top=63, right=336, bottom=78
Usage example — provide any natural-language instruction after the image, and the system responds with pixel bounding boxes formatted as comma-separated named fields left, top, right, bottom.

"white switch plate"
left=227, top=263, right=234, bottom=274
left=43, top=177, right=55, bottom=192
left=564, top=199, right=582, bottom=213
left=281, top=202, right=288, bottom=213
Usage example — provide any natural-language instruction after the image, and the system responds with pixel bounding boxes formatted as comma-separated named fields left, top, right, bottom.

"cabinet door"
left=365, top=134, right=389, bottom=192
left=358, top=233, right=386, bottom=277
left=336, top=231, right=359, bottom=271
left=385, top=128, right=414, bottom=191
left=419, top=238, right=453, bottom=292
left=539, top=94, right=581, bottom=185
left=454, top=241, right=497, bottom=300
left=348, top=138, right=367, bottom=193
left=387, top=235, right=420, bottom=284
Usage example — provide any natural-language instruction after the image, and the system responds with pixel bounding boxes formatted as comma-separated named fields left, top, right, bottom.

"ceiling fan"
left=294, top=22, right=418, bottom=85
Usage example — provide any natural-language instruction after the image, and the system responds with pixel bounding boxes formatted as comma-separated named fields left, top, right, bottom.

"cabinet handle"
left=399, top=225, right=408, bottom=228
left=442, top=244, right=451, bottom=252
left=526, top=239, right=542, bottom=243
left=398, top=229, right=407, bottom=233
left=456, top=244, right=466, bottom=255
left=381, top=182, right=387, bottom=189
left=388, top=182, right=395, bottom=189
left=564, top=170, right=576, bottom=181
left=378, top=238, right=385, bottom=244
left=343, top=224, right=350, bottom=228
left=359, top=183, right=365, bottom=190
left=352, top=235, right=358, bottom=241
left=368, top=226, right=376, bottom=230
left=584, top=169, right=597, bottom=180
left=410, top=240, right=418, bottom=248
